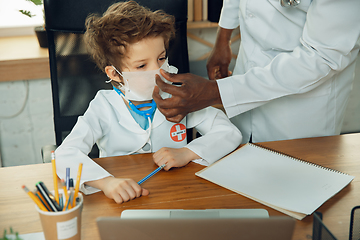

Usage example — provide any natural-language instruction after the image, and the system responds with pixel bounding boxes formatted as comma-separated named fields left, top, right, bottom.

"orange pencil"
left=51, top=151, right=59, bottom=204
left=72, top=163, right=83, bottom=207
left=35, top=190, right=51, bottom=211
left=22, top=185, right=48, bottom=211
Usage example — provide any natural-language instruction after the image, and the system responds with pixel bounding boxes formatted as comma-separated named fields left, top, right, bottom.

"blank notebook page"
left=196, top=143, right=354, bottom=216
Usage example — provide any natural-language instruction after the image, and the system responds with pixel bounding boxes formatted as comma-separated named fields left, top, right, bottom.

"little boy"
left=55, top=1, right=242, bottom=204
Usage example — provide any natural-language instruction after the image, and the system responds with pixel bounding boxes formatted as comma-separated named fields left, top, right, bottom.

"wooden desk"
left=0, top=35, right=50, bottom=82
left=1, top=133, right=359, bottom=240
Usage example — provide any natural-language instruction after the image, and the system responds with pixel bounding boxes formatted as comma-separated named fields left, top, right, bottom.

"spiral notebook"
left=196, top=143, right=354, bottom=220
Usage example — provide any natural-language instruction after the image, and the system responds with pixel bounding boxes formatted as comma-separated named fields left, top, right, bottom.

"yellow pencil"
left=72, top=163, right=83, bottom=207
left=22, top=185, right=48, bottom=211
left=51, top=151, right=59, bottom=204
left=61, top=179, right=69, bottom=211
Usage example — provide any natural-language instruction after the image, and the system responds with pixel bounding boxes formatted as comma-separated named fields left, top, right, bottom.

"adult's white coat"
left=217, top=0, right=360, bottom=143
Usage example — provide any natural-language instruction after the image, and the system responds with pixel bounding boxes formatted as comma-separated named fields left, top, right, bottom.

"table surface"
left=1, top=133, right=359, bottom=240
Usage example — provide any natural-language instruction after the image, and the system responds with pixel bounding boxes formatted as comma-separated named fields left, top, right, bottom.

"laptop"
left=96, top=209, right=295, bottom=240
left=120, top=209, right=269, bottom=219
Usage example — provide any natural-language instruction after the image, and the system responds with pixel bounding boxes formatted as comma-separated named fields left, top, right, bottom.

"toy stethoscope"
left=113, top=85, right=155, bottom=155
left=280, top=0, right=300, bottom=7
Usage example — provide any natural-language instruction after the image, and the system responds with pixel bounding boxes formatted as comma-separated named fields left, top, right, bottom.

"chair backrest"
left=349, top=206, right=360, bottom=240
left=44, top=0, right=189, bottom=156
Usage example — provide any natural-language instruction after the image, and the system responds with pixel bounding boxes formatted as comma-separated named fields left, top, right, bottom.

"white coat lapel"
left=105, top=90, right=146, bottom=134
left=152, top=91, right=170, bottom=128
left=152, top=108, right=166, bottom=129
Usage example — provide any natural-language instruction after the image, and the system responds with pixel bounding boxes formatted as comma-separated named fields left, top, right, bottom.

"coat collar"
left=104, top=90, right=166, bottom=133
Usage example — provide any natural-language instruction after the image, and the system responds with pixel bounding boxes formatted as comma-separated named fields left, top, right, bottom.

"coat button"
left=247, top=13, right=255, bottom=18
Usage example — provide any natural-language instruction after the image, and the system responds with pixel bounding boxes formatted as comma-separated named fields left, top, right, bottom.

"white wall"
left=0, top=78, right=55, bottom=167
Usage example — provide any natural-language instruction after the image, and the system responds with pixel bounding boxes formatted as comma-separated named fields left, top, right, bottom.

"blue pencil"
left=138, top=164, right=166, bottom=185
left=66, top=168, right=70, bottom=190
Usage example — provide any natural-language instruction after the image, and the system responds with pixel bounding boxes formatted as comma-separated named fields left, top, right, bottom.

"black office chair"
left=42, top=0, right=190, bottom=161
left=349, top=206, right=360, bottom=240
left=312, top=212, right=337, bottom=240
left=313, top=209, right=360, bottom=240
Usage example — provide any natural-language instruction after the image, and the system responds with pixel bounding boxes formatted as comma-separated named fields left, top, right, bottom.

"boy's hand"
left=153, top=147, right=200, bottom=171
left=87, top=177, right=149, bottom=204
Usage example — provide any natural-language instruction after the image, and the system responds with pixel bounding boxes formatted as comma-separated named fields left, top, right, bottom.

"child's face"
left=121, top=36, right=166, bottom=72
left=105, top=36, right=166, bottom=86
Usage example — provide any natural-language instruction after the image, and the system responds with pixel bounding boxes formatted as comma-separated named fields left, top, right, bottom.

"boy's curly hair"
left=84, top=1, right=175, bottom=72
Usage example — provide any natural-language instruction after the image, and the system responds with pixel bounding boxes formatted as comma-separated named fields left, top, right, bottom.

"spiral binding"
left=249, top=143, right=349, bottom=176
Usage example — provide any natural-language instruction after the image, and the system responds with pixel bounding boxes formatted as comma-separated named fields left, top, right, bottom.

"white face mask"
left=112, top=58, right=177, bottom=101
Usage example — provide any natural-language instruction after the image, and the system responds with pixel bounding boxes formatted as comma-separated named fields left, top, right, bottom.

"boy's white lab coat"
left=55, top=90, right=242, bottom=194
left=217, top=0, right=360, bottom=143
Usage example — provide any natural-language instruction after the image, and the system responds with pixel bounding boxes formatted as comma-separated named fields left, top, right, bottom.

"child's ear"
left=105, top=66, right=123, bottom=83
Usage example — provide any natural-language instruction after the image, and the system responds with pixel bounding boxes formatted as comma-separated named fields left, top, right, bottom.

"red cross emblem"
left=170, top=123, right=187, bottom=142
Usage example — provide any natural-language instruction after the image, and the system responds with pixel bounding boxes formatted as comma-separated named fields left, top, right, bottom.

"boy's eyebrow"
left=158, top=50, right=166, bottom=57
left=131, top=50, right=167, bottom=64
left=132, top=59, right=147, bottom=64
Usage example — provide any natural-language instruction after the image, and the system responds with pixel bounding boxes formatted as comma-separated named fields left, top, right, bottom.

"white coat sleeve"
left=55, top=93, right=112, bottom=195
left=218, top=0, right=241, bottom=29
left=185, top=107, right=242, bottom=165
left=217, top=0, right=360, bottom=118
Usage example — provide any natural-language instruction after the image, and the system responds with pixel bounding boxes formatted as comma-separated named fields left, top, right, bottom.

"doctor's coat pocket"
left=260, top=0, right=312, bottom=51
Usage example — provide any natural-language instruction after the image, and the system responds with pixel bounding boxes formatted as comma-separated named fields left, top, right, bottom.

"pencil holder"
left=35, top=192, right=83, bottom=240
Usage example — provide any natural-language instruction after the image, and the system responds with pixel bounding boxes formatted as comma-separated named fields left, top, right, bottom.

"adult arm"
left=206, top=27, right=234, bottom=80
left=206, top=0, right=241, bottom=80
left=218, top=0, right=360, bottom=118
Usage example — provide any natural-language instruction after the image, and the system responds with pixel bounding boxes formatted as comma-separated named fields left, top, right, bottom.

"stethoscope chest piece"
left=142, top=142, right=151, bottom=151
left=280, top=0, right=300, bottom=7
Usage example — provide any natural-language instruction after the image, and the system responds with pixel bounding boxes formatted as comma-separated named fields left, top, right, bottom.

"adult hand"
left=206, top=27, right=234, bottom=80
left=153, top=70, right=222, bottom=123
